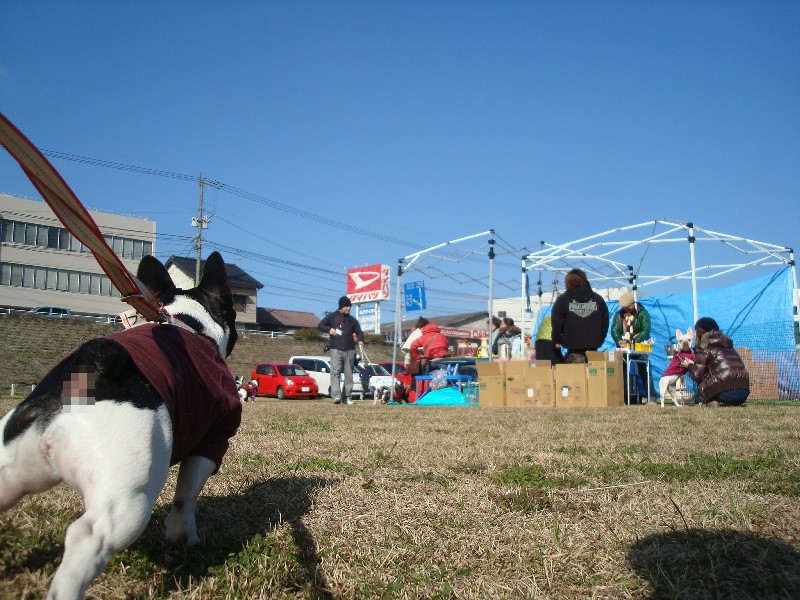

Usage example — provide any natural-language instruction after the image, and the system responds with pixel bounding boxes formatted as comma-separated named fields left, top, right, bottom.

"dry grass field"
left=0, top=396, right=798, bottom=599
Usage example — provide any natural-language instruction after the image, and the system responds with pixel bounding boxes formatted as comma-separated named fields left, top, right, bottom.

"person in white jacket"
left=401, top=317, right=429, bottom=365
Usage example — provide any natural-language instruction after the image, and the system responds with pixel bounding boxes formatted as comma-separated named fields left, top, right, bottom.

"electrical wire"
left=40, top=149, right=425, bottom=249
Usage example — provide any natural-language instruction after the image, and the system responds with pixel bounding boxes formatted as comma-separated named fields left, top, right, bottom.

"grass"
left=0, top=397, right=798, bottom=599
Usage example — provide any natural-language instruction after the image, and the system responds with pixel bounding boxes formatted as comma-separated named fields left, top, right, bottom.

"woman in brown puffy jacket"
left=682, top=317, right=750, bottom=406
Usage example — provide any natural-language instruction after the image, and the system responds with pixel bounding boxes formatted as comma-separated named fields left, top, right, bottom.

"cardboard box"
left=586, top=353, right=624, bottom=407
left=503, top=360, right=530, bottom=408
left=478, top=376, right=505, bottom=407
left=505, top=379, right=528, bottom=407
left=554, top=364, right=587, bottom=408
left=523, top=365, right=555, bottom=407
left=476, top=360, right=505, bottom=379
left=504, top=359, right=531, bottom=382
left=476, top=361, right=506, bottom=406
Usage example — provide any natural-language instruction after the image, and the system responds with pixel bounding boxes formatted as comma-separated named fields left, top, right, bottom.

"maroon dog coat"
left=108, top=323, right=241, bottom=471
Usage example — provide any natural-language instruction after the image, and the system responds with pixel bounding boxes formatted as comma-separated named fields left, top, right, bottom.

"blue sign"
left=404, top=281, right=426, bottom=312
left=358, top=304, right=377, bottom=330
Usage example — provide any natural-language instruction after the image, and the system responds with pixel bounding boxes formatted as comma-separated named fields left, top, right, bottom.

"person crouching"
left=682, top=317, right=750, bottom=406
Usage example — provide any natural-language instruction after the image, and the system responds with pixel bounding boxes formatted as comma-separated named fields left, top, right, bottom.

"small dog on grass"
left=0, top=252, right=241, bottom=600
left=659, top=327, right=695, bottom=406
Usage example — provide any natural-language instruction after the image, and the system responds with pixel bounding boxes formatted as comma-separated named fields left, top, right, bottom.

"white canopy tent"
left=384, top=221, right=797, bottom=386
left=520, top=219, right=798, bottom=329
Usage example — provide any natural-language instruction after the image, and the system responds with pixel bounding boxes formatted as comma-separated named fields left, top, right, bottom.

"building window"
left=0, top=261, right=124, bottom=299
left=34, top=266, right=47, bottom=289
left=2, top=218, right=151, bottom=259
left=57, top=269, right=69, bottom=291
left=233, top=294, right=247, bottom=312
left=10, top=264, right=23, bottom=286
left=12, top=222, right=25, bottom=244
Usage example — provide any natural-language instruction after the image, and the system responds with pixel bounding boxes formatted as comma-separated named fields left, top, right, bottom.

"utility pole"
left=191, top=174, right=214, bottom=285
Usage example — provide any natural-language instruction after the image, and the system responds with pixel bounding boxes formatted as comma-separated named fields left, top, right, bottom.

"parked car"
left=359, top=362, right=400, bottom=397
left=27, top=306, right=73, bottom=319
left=378, top=361, right=407, bottom=375
left=289, top=355, right=364, bottom=398
left=250, top=363, right=319, bottom=399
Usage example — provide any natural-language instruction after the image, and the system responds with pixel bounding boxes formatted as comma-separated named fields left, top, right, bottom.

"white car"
left=288, top=355, right=364, bottom=398
left=358, top=362, right=400, bottom=399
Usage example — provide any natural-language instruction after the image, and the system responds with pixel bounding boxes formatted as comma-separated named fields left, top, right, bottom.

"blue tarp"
left=390, top=386, right=478, bottom=406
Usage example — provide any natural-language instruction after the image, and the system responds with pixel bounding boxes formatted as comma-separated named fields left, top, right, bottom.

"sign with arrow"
left=404, top=281, right=426, bottom=312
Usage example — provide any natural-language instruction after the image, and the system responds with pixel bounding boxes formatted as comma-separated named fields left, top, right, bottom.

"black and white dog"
left=0, top=251, right=241, bottom=600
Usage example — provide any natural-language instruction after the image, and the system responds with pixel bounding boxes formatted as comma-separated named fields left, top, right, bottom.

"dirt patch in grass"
left=0, top=398, right=798, bottom=598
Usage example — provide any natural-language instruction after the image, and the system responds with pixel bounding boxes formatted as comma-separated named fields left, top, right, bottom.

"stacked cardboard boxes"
left=475, top=353, right=624, bottom=408
left=738, top=347, right=779, bottom=400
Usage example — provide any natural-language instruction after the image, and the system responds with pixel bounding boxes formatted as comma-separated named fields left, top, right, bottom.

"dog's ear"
left=137, top=255, right=178, bottom=300
left=687, top=327, right=693, bottom=337
left=199, top=251, right=229, bottom=293
left=675, top=328, right=682, bottom=339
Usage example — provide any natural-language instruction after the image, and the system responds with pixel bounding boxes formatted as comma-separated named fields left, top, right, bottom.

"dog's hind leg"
left=46, top=403, right=172, bottom=600
left=0, top=409, right=62, bottom=512
left=165, top=455, right=217, bottom=545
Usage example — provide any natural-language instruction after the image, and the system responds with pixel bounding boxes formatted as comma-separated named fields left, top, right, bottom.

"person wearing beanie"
left=611, top=291, right=651, bottom=348
left=610, top=290, right=656, bottom=403
left=318, top=295, right=364, bottom=405
left=682, top=317, right=750, bottom=406
left=550, top=268, right=610, bottom=363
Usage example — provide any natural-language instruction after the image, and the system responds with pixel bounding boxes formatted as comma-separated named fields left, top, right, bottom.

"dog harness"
left=108, top=323, right=241, bottom=471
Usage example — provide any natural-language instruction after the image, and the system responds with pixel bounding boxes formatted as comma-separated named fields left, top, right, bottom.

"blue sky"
left=1, top=1, right=798, bottom=320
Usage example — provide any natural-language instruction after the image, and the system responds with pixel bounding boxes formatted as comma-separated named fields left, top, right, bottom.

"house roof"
left=257, top=307, right=320, bottom=329
left=166, top=256, right=263, bottom=289
left=381, top=311, right=488, bottom=331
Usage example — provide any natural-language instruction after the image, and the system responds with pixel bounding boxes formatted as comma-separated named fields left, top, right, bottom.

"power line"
left=40, top=149, right=425, bottom=249
left=41, top=150, right=198, bottom=182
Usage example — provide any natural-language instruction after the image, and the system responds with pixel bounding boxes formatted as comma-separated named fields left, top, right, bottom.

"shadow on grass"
left=627, top=528, right=800, bottom=599
left=132, top=475, right=334, bottom=598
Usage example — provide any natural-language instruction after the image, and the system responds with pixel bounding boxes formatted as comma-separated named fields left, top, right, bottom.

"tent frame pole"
left=488, top=232, right=495, bottom=361
left=688, top=222, right=699, bottom=324
left=390, top=259, right=404, bottom=383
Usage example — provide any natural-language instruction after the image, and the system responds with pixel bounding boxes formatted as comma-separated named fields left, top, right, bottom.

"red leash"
left=0, top=112, right=164, bottom=323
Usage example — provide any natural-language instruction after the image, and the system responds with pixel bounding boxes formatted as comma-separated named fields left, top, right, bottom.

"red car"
left=378, top=361, right=407, bottom=375
left=251, top=363, right=319, bottom=399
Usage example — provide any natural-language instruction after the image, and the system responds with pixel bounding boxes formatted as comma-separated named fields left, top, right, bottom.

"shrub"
left=293, top=328, right=324, bottom=342
left=365, top=333, right=388, bottom=345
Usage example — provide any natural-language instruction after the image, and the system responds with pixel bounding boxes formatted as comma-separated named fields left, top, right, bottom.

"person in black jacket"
left=318, top=296, right=364, bottom=404
left=551, top=269, right=609, bottom=363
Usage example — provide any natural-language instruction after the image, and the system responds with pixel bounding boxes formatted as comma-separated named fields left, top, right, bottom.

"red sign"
left=346, top=264, right=390, bottom=303
left=396, top=328, right=485, bottom=339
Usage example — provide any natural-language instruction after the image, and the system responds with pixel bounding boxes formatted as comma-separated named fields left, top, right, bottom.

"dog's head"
left=137, top=251, right=238, bottom=357
left=675, top=328, right=694, bottom=352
